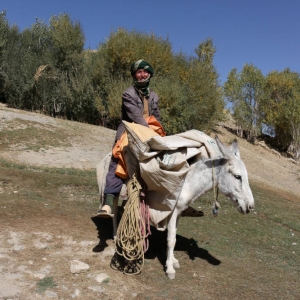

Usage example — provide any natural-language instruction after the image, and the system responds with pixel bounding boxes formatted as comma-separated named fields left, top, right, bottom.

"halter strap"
left=212, top=160, right=221, bottom=216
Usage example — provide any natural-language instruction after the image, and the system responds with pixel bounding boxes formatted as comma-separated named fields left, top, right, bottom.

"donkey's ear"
left=230, top=139, right=240, bottom=158
left=215, top=135, right=239, bottom=161
left=215, top=135, right=229, bottom=157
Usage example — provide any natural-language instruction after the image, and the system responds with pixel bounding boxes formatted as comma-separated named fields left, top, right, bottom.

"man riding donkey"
left=96, top=59, right=203, bottom=219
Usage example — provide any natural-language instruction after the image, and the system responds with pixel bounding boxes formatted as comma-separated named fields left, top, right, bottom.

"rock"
left=75, top=288, right=80, bottom=296
left=88, top=285, right=106, bottom=293
left=70, top=260, right=90, bottom=274
left=71, top=288, right=81, bottom=297
left=33, top=273, right=46, bottom=279
left=95, top=273, right=109, bottom=283
left=45, top=290, right=58, bottom=298
left=270, top=148, right=281, bottom=157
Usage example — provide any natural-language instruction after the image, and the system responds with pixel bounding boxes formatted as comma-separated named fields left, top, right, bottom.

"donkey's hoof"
left=166, top=272, right=176, bottom=279
left=173, top=262, right=180, bottom=269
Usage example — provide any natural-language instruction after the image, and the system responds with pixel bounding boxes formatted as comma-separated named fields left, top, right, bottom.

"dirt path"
left=0, top=104, right=116, bottom=169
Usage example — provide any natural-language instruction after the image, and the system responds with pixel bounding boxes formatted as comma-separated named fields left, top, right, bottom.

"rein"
left=212, top=160, right=221, bottom=216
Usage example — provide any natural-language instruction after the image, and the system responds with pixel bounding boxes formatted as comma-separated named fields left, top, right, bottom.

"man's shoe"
left=96, top=205, right=114, bottom=218
left=95, top=194, right=114, bottom=218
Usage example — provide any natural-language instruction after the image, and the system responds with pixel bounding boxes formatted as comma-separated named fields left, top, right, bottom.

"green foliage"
left=186, top=40, right=224, bottom=131
left=1, top=16, right=224, bottom=133
left=262, top=69, right=300, bottom=157
left=152, top=41, right=224, bottom=135
left=36, top=276, right=57, bottom=293
left=2, top=11, right=300, bottom=153
left=0, top=11, right=9, bottom=100
left=224, top=64, right=265, bottom=141
left=49, top=13, right=85, bottom=70
left=105, top=77, right=132, bottom=129
left=90, top=28, right=176, bottom=128
left=90, top=30, right=223, bottom=133
left=152, top=73, right=190, bottom=134
left=97, top=28, right=173, bottom=78
left=224, top=64, right=300, bottom=158
left=0, top=12, right=98, bottom=123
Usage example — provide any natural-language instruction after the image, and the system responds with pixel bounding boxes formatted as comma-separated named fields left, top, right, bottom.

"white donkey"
left=96, top=136, right=254, bottom=279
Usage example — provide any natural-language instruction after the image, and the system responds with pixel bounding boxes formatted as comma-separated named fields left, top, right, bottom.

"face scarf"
left=130, top=60, right=154, bottom=97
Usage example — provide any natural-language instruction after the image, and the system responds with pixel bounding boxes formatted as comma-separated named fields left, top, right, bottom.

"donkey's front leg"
left=166, top=209, right=179, bottom=279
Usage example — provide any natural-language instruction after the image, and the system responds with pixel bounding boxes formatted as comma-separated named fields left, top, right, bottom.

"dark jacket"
left=115, top=86, right=161, bottom=141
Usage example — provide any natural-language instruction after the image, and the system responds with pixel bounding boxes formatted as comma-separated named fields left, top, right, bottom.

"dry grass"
left=0, top=119, right=72, bottom=152
left=0, top=156, right=299, bottom=299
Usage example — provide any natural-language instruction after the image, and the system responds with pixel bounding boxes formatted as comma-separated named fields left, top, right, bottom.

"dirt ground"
left=0, top=104, right=299, bottom=299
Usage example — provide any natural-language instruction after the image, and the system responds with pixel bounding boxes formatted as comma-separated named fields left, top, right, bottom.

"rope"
left=115, top=174, right=151, bottom=275
left=212, top=160, right=221, bottom=216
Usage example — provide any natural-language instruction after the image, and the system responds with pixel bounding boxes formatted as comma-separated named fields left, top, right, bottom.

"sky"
left=2, top=0, right=300, bottom=84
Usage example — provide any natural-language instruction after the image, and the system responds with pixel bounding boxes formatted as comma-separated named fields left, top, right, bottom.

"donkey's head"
left=215, top=136, right=254, bottom=214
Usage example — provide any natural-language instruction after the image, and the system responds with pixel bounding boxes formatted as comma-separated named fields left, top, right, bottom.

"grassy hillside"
left=0, top=105, right=299, bottom=299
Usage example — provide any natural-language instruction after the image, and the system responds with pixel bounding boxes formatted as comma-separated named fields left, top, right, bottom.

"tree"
left=1, top=16, right=53, bottom=110
left=0, top=11, right=9, bottom=101
left=155, top=39, right=224, bottom=135
left=91, top=28, right=175, bottom=129
left=49, top=13, right=84, bottom=70
left=1, top=20, right=29, bottom=108
left=262, top=69, right=300, bottom=159
left=224, top=64, right=265, bottom=141
left=1, top=17, right=225, bottom=131
left=43, top=13, right=97, bottom=121
left=91, top=32, right=224, bottom=134
left=187, top=38, right=224, bottom=132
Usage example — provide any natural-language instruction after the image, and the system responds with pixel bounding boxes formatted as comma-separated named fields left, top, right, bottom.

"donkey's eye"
left=234, top=175, right=242, bottom=180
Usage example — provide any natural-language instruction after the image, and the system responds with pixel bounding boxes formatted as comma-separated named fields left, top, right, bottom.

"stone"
left=45, top=290, right=58, bottom=298
left=74, top=288, right=80, bottom=296
left=88, top=286, right=106, bottom=293
left=95, top=273, right=109, bottom=283
left=70, top=260, right=90, bottom=274
left=33, top=273, right=45, bottom=279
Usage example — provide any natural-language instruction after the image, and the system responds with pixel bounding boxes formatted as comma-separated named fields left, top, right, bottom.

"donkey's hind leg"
left=165, top=209, right=179, bottom=279
left=172, top=214, right=181, bottom=269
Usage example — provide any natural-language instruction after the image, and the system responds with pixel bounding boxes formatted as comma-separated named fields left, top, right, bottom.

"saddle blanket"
left=122, top=121, right=222, bottom=229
